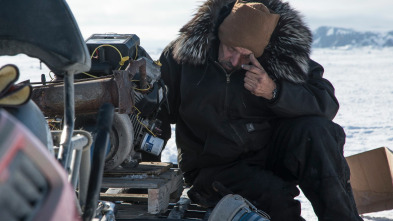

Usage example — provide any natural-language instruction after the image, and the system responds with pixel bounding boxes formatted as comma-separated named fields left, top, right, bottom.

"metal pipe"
left=31, top=58, right=152, bottom=117
left=32, top=77, right=119, bottom=116
left=69, top=133, right=90, bottom=188
left=58, top=72, right=75, bottom=170
left=79, top=141, right=91, bottom=211
left=72, top=130, right=94, bottom=210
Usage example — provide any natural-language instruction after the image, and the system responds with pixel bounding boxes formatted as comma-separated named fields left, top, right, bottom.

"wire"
left=82, top=72, right=98, bottom=78
left=131, top=79, right=151, bottom=91
left=134, top=44, right=138, bottom=60
left=82, top=44, right=131, bottom=78
left=91, top=44, right=121, bottom=59
left=90, top=44, right=130, bottom=70
left=47, top=118, right=61, bottom=130
left=154, top=60, right=162, bottom=66
left=134, top=84, right=151, bottom=92
left=133, top=106, right=157, bottom=137
left=119, top=56, right=130, bottom=69
left=48, top=71, right=54, bottom=80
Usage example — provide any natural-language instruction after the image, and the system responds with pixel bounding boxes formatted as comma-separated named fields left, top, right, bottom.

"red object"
left=0, top=109, right=81, bottom=221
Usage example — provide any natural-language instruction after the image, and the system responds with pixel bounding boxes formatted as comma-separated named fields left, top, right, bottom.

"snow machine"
left=0, top=0, right=117, bottom=220
left=0, top=0, right=275, bottom=220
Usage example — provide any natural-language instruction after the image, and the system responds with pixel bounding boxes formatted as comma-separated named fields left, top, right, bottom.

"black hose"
left=82, top=103, right=114, bottom=221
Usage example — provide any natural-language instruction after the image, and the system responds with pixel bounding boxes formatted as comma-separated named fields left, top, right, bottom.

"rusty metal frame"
left=32, top=58, right=150, bottom=116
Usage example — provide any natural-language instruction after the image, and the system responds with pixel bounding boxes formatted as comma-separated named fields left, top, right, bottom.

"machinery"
left=0, top=0, right=272, bottom=220
left=84, top=34, right=168, bottom=170
left=0, top=0, right=169, bottom=220
left=32, top=33, right=169, bottom=171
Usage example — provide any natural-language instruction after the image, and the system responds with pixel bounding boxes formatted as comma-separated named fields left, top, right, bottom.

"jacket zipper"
left=214, top=62, right=233, bottom=112
left=224, top=73, right=232, bottom=115
left=214, top=62, right=246, bottom=148
left=214, top=61, right=233, bottom=82
left=226, top=73, right=231, bottom=83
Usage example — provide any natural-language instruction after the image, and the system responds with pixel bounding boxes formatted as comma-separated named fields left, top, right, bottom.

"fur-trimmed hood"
left=170, top=0, right=312, bottom=83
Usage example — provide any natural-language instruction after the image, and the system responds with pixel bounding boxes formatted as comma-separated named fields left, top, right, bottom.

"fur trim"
left=171, top=0, right=312, bottom=83
left=171, top=0, right=229, bottom=66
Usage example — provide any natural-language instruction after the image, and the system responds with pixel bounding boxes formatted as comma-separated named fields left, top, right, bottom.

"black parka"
left=159, top=46, right=338, bottom=180
left=157, top=0, right=339, bottom=183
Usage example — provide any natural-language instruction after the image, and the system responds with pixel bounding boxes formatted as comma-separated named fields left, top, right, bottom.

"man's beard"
left=219, top=60, right=241, bottom=72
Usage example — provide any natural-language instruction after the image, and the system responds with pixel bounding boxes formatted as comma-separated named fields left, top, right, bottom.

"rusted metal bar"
left=32, top=58, right=152, bottom=116
left=32, top=77, right=120, bottom=116
left=113, top=70, right=134, bottom=114
left=125, top=58, right=148, bottom=91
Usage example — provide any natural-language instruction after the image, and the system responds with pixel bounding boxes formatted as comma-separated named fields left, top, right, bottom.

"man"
left=158, top=0, right=363, bottom=220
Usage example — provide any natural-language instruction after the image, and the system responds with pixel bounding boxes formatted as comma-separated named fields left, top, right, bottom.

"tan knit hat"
left=218, top=0, right=280, bottom=57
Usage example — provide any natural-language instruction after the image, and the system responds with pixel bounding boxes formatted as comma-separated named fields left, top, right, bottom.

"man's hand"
left=242, top=54, right=276, bottom=99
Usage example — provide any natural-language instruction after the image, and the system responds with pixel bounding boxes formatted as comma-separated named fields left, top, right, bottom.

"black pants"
left=189, top=116, right=362, bottom=221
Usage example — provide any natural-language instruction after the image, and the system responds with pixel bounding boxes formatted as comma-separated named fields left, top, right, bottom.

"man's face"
left=218, top=43, right=253, bottom=72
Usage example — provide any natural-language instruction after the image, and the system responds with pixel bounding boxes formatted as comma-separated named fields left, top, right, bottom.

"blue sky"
left=66, top=0, right=393, bottom=53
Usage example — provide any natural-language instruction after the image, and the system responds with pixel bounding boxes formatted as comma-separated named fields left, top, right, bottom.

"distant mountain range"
left=312, top=26, right=393, bottom=48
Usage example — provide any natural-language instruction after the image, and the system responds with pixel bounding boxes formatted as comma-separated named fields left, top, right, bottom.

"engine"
left=81, top=33, right=168, bottom=170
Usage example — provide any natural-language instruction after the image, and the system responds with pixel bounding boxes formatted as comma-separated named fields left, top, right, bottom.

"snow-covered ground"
left=1, top=47, right=392, bottom=220
left=308, top=47, right=393, bottom=220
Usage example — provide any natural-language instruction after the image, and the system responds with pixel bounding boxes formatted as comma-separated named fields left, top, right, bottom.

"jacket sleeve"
left=156, top=46, right=182, bottom=142
left=268, top=60, right=339, bottom=120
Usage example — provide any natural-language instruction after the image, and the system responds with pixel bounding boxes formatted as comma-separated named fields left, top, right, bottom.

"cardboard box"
left=346, top=147, right=393, bottom=214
